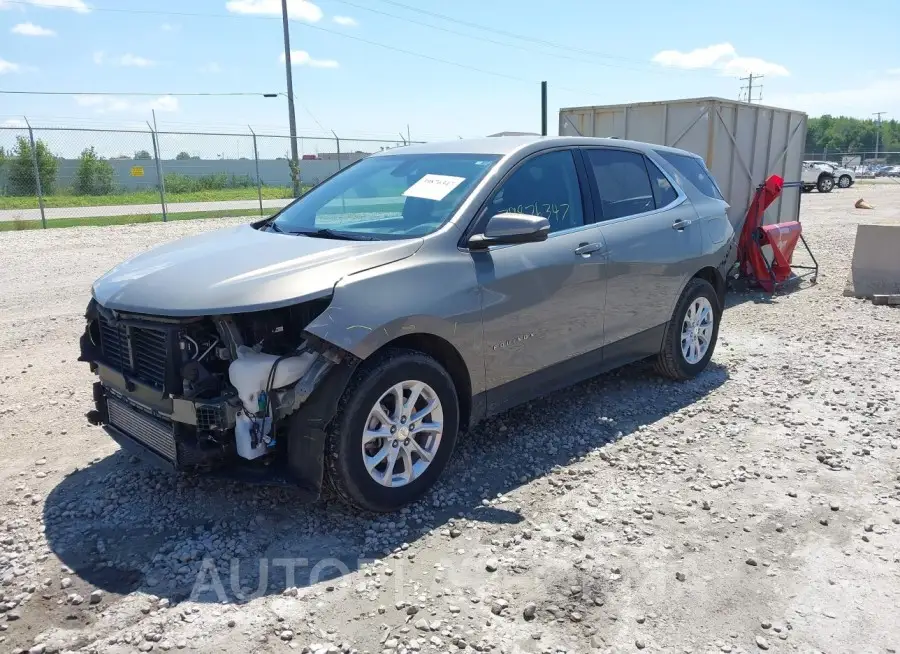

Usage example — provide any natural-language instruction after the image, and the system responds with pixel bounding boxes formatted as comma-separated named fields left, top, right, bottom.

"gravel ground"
left=1, top=186, right=898, bottom=654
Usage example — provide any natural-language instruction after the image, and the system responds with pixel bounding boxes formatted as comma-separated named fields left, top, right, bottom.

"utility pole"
left=281, top=0, right=300, bottom=197
left=873, top=111, right=886, bottom=161
left=739, top=73, right=764, bottom=103
left=540, top=81, right=548, bottom=136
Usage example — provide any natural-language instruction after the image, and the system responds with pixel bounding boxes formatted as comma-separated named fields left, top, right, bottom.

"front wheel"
left=325, top=349, right=459, bottom=512
left=654, top=278, right=721, bottom=381
left=838, top=175, right=852, bottom=188
left=817, top=174, right=834, bottom=193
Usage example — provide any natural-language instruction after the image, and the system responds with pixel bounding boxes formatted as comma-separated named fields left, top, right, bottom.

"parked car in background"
left=79, top=135, right=734, bottom=512
left=805, top=160, right=855, bottom=188
left=801, top=161, right=835, bottom=193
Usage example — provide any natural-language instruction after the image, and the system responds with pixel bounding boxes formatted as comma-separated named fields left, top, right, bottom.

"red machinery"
left=737, top=175, right=818, bottom=293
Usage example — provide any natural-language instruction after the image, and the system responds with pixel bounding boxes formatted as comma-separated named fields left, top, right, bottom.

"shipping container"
left=559, top=97, right=808, bottom=228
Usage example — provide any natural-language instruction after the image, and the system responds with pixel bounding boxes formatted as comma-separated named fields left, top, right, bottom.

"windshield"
left=269, top=153, right=500, bottom=239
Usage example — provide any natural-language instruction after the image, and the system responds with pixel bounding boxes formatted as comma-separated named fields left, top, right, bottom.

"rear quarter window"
left=657, top=151, right=724, bottom=201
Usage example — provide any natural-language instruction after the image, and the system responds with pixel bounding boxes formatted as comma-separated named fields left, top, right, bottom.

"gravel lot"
left=1, top=185, right=898, bottom=654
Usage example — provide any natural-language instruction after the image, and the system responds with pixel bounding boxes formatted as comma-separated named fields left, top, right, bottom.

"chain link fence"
left=0, top=123, right=418, bottom=230
left=802, top=150, right=900, bottom=176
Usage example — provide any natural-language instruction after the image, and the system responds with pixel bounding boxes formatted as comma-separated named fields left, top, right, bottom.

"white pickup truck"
left=801, top=161, right=835, bottom=193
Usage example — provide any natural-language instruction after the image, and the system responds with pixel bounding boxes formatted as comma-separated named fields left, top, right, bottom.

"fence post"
left=148, top=121, right=168, bottom=222
left=23, top=117, right=47, bottom=229
left=332, top=130, right=342, bottom=171
left=249, top=126, right=263, bottom=218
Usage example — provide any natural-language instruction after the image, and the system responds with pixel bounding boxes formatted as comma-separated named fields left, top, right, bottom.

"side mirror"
left=468, top=212, right=551, bottom=249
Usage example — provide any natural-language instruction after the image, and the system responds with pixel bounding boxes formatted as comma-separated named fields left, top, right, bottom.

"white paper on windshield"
left=402, top=174, right=466, bottom=201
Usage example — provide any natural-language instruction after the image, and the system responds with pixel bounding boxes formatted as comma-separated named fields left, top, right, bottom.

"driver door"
left=471, top=149, right=610, bottom=413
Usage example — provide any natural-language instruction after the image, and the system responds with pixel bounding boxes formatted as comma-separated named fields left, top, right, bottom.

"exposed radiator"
left=107, top=396, right=178, bottom=462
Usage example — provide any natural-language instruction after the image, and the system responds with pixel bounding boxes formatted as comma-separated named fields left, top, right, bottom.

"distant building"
left=316, top=151, right=370, bottom=163
left=487, top=131, right=540, bottom=137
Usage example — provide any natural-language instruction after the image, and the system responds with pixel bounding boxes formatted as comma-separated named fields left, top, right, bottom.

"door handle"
left=672, top=219, right=692, bottom=231
left=574, top=242, right=605, bottom=256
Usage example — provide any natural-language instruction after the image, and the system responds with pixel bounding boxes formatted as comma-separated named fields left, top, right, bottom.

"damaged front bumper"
left=79, top=312, right=359, bottom=499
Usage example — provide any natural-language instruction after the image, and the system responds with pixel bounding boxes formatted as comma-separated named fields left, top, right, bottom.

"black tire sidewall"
left=839, top=175, right=851, bottom=188
left=669, top=280, right=721, bottom=378
left=327, top=352, right=459, bottom=512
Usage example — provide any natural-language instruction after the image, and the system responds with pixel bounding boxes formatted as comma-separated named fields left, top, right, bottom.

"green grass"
left=0, top=186, right=298, bottom=210
left=0, top=208, right=273, bottom=232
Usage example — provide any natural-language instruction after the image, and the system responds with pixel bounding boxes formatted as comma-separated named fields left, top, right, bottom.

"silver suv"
left=79, top=136, right=733, bottom=512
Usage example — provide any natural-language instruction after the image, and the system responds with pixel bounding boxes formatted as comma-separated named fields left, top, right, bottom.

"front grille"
left=107, top=396, right=178, bottom=461
left=98, top=314, right=171, bottom=390
left=131, top=327, right=168, bottom=386
left=99, top=316, right=132, bottom=367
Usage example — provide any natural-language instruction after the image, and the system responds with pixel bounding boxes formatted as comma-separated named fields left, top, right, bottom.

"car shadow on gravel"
left=43, top=360, right=728, bottom=605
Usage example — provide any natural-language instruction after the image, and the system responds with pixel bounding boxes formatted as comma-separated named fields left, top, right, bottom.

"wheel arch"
left=691, top=266, right=726, bottom=311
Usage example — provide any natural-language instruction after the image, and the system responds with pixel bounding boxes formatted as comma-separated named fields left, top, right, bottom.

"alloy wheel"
left=361, top=380, right=444, bottom=487
left=681, top=297, right=714, bottom=365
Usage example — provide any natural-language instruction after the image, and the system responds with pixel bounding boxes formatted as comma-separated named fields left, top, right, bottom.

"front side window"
left=270, top=153, right=500, bottom=239
left=483, top=150, right=585, bottom=234
left=657, top=151, right=724, bottom=201
left=584, top=148, right=655, bottom=220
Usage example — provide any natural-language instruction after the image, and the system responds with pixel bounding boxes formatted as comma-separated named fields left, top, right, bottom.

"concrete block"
left=843, top=225, right=900, bottom=298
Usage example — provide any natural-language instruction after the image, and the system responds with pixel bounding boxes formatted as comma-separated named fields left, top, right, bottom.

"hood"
left=92, top=224, right=423, bottom=316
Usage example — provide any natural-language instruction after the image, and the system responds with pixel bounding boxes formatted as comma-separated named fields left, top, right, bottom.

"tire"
left=817, top=174, right=834, bottom=193
left=654, top=278, right=721, bottom=381
left=324, top=348, right=459, bottom=512
left=838, top=175, right=852, bottom=188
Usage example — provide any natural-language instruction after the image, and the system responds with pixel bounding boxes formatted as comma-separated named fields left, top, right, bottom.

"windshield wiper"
left=287, top=228, right=378, bottom=241
left=267, top=221, right=284, bottom=233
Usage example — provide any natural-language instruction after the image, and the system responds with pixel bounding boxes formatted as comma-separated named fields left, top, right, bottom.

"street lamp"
left=280, top=0, right=301, bottom=197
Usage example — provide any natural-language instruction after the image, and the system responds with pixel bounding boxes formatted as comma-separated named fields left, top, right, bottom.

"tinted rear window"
left=657, top=151, right=724, bottom=201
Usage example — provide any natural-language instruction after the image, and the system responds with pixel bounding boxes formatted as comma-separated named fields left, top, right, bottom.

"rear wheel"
left=325, top=349, right=459, bottom=512
left=654, top=278, right=720, bottom=381
left=817, top=174, right=834, bottom=193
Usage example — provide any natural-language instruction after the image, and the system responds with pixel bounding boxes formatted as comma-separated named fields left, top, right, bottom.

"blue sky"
left=2, top=0, right=899, bottom=142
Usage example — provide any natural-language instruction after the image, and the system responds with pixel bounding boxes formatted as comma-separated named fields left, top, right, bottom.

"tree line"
left=805, top=115, right=900, bottom=159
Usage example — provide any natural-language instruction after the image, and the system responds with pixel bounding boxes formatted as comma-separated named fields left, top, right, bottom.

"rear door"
left=580, top=146, right=701, bottom=349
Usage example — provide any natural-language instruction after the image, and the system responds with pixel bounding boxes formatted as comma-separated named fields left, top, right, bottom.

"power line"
left=0, top=90, right=279, bottom=97
left=1, top=0, right=711, bottom=83
left=328, top=0, right=691, bottom=76
left=369, top=0, right=655, bottom=66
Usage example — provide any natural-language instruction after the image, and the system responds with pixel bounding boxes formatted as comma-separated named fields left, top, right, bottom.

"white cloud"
left=198, top=62, right=222, bottom=74
left=74, top=94, right=179, bottom=114
left=9, top=0, right=90, bottom=12
left=1, top=118, right=27, bottom=127
left=279, top=49, right=338, bottom=68
left=12, top=22, right=56, bottom=36
left=119, top=53, right=155, bottom=67
left=652, top=42, right=789, bottom=77
left=92, top=50, right=104, bottom=64
left=332, top=15, right=357, bottom=26
left=767, top=77, right=900, bottom=118
left=0, top=58, right=21, bottom=74
left=226, top=0, right=322, bottom=22
left=161, top=22, right=180, bottom=32
left=887, top=68, right=900, bottom=76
